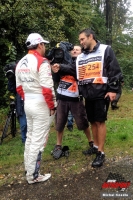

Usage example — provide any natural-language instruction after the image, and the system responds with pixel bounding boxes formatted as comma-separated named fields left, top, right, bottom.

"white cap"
left=25, top=33, right=49, bottom=49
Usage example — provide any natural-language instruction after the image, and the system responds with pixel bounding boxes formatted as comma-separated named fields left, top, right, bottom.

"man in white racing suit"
left=15, top=33, right=57, bottom=184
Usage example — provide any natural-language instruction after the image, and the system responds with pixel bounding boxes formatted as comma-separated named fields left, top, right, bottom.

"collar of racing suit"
left=82, top=40, right=100, bottom=54
left=28, top=49, right=42, bottom=57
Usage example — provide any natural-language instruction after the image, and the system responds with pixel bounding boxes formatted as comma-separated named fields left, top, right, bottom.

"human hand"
left=50, top=109, right=56, bottom=116
left=104, top=92, right=116, bottom=102
left=51, top=64, right=60, bottom=73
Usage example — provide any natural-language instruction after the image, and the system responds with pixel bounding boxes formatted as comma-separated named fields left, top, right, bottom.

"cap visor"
left=43, top=40, right=49, bottom=44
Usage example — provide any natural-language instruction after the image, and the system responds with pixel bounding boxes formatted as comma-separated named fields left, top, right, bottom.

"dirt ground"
left=0, top=155, right=133, bottom=200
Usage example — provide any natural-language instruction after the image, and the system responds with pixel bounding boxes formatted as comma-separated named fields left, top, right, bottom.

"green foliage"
left=5, top=43, right=17, bottom=64
left=118, top=57, right=133, bottom=88
left=0, top=0, right=105, bottom=105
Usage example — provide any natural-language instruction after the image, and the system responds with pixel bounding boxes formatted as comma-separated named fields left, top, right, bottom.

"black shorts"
left=85, top=98, right=110, bottom=123
left=55, top=100, right=89, bottom=132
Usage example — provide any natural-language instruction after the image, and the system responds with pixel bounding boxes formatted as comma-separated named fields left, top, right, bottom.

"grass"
left=0, top=90, right=133, bottom=186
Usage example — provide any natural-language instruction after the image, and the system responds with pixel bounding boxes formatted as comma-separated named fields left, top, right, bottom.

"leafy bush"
left=118, top=57, right=133, bottom=89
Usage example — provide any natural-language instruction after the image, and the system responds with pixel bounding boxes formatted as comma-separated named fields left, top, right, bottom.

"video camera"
left=46, top=41, right=74, bottom=64
left=3, top=62, right=16, bottom=80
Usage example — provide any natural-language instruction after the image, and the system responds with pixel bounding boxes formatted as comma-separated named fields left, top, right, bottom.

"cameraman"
left=50, top=43, right=93, bottom=159
left=66, top=45, right=83, bottom=132
left=4, top=62, right=27, bottom=144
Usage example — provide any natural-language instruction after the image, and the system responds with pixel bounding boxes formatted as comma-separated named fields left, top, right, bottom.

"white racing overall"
left=16, top=50, right=56, bottom=179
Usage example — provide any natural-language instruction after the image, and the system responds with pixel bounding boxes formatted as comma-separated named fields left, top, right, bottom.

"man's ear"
left=88, top=34, right=91, bottom=38
left=38, top=43, right=42, bottom=49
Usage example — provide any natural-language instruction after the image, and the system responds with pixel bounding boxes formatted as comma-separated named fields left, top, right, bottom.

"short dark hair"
left=79, top=28, right=96, bottom=40
left=26, top=42, right=38, bottom=50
